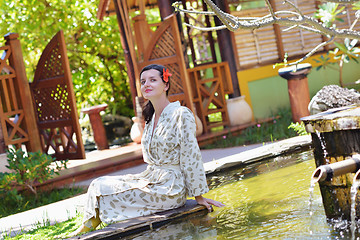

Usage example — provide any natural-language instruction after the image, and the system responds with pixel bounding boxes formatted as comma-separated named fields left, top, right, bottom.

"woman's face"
left=140, top=69, right=169, bottom=100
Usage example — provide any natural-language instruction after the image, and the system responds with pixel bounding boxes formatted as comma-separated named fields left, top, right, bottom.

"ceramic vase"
left=195, top=114, right=203, bottom=136
left=130, top=116, right=143, bottom=144
left=226, top=96, right=253, bottom=126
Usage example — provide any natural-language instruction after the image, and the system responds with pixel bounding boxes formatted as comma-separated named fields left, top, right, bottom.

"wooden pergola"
left=97, top=0, right=241, bottom=134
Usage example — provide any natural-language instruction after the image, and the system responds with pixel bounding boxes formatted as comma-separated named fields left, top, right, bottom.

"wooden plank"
left=69, top=200, right=207, bottom=240
left=0, top=73, right=16, bottom=80
left=29, top=75, right=65, bottom=89
left=1, top=77, right=12, bottom=112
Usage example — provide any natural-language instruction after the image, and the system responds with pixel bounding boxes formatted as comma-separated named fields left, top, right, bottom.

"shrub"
left=0, top=149, right=67, bottom=202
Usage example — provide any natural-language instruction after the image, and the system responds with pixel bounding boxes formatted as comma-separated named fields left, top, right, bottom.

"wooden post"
left=81, top=104, right=109, bottom=150
left=269, top=0, right=285, bottom=60
left=278, top=63, right=311, bottom=123
left=212, top=0, right=241, bottom=98
left=133, top=14, right=152, bottom=58
left=113, top=0, right=138, bottom=110
left=0, top=124, right=6, bottom=153
left=158, top=0, right=174, bottom=19
left=4, top=33, right=42, bottom=152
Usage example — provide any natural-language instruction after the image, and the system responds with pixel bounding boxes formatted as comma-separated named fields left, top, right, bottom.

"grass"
left=1, top=186, right=87, bottom=239
left=201, top=107, right=299, bottom=149
left=2, top=214, right=83, bottom=240
left=2, top=213, right=108, bottom=240
left=0, top=186, right=86, bottom=218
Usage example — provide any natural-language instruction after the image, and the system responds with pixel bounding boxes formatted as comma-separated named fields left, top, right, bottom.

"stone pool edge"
left=204, top=135, right=312, bottom=174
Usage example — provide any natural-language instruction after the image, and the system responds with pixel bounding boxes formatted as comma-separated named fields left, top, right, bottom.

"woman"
left=72, top=64, right=224, bottom=235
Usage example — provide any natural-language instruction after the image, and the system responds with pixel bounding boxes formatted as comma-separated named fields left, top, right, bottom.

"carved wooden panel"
left=134, top=14, right=194, bottom=111
left=31, top=30, right=85, bottom=160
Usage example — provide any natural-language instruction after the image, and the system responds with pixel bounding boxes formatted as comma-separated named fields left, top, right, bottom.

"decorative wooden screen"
left=133, top=14, right=194, bottom=110
left=30, top=30, right=85, bottom=160
left=0, top=33, right=41, bottom=152
left=187, top=62, right=233, bottom=132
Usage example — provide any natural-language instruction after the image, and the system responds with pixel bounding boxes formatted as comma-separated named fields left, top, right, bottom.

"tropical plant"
left=0, top=0, right=133, bottom=117
left=313, top=2, right=345, bottom=28
left=0, top=149, right=67, bottom=201
left=288, top=122, right=309, bottom=136
left=313, top=2, right=360, bottom=87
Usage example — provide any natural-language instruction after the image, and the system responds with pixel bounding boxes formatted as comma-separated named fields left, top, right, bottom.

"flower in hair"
left=163, top=68, right=172, bottom=83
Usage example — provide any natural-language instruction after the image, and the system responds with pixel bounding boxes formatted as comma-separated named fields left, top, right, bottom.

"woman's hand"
left=195, top=195, right=226, bottom=212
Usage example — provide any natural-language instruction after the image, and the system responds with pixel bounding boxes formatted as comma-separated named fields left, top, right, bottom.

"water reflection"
left=124, top=150, right=360, bottom=239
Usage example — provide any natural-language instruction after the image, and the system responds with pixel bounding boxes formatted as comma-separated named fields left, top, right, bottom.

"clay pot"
left=226, top=96, right=253, bottom=126
left=130, top=117, right=143, bottom=144
left=195, top=114, right=203, bottom=136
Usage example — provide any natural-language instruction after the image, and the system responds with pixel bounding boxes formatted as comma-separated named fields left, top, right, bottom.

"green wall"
left=248, top=60, right=360, bottom=120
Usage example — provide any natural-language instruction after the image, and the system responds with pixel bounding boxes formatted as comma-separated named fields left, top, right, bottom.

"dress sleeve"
left=177, top=107, right=209, bottom=197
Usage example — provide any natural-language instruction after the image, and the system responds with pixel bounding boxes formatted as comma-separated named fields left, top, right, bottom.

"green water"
left=128, top=150, right=358, bottom=239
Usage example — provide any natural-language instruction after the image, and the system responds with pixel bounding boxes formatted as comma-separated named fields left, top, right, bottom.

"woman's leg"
left=70, top=208, right=101, bottom=236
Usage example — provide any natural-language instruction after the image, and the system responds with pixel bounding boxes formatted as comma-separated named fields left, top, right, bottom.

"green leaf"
left=334, top=42, right=349, bottom=53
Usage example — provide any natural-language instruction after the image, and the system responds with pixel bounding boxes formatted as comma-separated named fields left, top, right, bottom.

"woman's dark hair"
left=140, top=64, right=171, bottom=124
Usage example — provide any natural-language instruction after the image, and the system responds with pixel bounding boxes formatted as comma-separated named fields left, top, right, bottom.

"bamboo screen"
left=231, top=0, right=360, bottom=68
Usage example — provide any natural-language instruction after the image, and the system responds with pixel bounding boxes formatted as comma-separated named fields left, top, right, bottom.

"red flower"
left=163, top=68, right=172, bottom=82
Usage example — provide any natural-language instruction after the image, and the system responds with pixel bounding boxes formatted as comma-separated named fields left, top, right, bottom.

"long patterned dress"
left=83, top=101, right=209, bottom=224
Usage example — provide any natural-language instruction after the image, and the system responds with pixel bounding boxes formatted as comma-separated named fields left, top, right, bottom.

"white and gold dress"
left=83, top=101, right=209, bottom=224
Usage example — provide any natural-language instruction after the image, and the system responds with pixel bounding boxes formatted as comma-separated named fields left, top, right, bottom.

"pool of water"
left=126, top=150, right=359, bottom=239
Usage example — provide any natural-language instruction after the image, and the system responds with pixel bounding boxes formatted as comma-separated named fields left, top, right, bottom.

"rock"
left=308, top=85, right=360, bottom=115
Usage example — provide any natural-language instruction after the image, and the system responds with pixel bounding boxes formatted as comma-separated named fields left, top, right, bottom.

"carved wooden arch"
left=30, top=30, right=85, bottom=160
left=135, top=14, right=194, bottom=111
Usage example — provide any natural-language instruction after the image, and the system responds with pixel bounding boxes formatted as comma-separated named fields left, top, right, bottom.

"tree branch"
left=318, top=0, right=360, bottom=2
left=176, top=0, right=360, bottom=40
left=288, top=36, right=335, bottom=66
left=265, top=0, right=276, bottom=19
left=174, top=0, right=360, bottom=67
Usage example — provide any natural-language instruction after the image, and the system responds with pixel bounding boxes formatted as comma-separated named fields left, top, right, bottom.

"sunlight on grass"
left=4, top=213, right=110, bottom=240
left=3, top=214, right=82, bottom=240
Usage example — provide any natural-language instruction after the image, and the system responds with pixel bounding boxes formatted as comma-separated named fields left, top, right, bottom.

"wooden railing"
left=0, top=33, right=42, bottom=153
left=187, top=62, right=233, bottom=133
